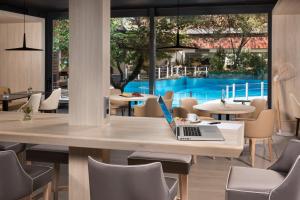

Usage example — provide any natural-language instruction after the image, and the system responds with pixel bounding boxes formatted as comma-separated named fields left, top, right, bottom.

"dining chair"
left=245, top=109, right=275, bottom=166
left=26, top=144, right=69, bottom=200
left=134, top=97, right=163, bottom=117
left=18, top=93, right=42, bottom=113
left=237, top=98, right=267, bottom=120
left=180, top=98, right=213, bottom=119
left=0, top=150, right=53, bottom=200
left=289, top=93, right=300, bottom=137
left=128, top=152, right=192, bottom=200
left=88, top=157, right=178, bottom=200
left=110, top=88, right=128, bottom=115
left=39, top=88, right=61, bottom=112
left=163, top=91, right=174, bottom=111
left=226, top=139, right=300, bottom=200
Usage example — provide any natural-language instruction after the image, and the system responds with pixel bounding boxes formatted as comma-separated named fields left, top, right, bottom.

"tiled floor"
left=47, top=134, right=294, bottom=200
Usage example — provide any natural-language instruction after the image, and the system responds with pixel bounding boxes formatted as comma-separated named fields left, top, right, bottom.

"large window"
left=52, top=14, right=269, bottom=107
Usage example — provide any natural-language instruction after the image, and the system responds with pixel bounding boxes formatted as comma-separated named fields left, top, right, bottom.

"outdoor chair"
left=236, top=98, right=267, bottom=120
left=110, top=88, right=128, bottom=116
left=88, top=157, right=178, bottom=200
left=134, top=97, right=164, bottom=117
left=244, top=109, right=275, bottom=166
left=226, top=139, right=300, bottom=200
left=180, top=98, right=213, bottom=119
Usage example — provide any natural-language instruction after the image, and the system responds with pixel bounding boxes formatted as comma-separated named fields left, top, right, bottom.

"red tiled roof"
left=192, top=37, right=268, bottom=49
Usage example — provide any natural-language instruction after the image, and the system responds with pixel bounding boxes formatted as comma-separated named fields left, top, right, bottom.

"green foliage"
left=53, top=20, right=69, bottom=71
left=209, top=47, right=226, bottom=71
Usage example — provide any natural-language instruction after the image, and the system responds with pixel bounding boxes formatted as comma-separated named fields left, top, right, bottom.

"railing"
left=222, top=82, right=267, bottom=100
left=124, top=66, right=209, bottom=80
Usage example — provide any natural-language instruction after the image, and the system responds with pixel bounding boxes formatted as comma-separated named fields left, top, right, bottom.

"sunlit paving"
left=0, top=0, right=299, bottom=200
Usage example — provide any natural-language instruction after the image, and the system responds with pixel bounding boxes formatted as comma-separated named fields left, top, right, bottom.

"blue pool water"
left=124, top=77, right=268, bottom=106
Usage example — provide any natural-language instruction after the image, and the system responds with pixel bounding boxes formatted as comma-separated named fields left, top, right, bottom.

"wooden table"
left=194, top=102, right=256, bottom=120
left=110, top=94, right=156, bottom=116
left=0, top=91, right=44, bottom=111
left=0, top=112, right=244, bottom=200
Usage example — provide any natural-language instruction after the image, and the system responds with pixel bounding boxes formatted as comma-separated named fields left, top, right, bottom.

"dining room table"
left=0, top=91, right=44, bottom=111
left=0, top=112, right=244, bottom=200
left=193, top=102, right=256, bottom=120
left=109, top=93, right=156, bottom=116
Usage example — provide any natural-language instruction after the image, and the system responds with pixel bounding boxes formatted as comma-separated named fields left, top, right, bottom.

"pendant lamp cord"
left=23, top=0, right=26, bottom=34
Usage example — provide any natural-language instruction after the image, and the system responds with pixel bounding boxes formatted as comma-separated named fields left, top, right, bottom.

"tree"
left=53, top=19, right=69, bottom=71
left=188, top=14, right=268, bottom=69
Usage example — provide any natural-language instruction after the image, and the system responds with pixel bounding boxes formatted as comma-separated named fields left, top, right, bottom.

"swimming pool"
left=124, top=77, right=268, bottom=106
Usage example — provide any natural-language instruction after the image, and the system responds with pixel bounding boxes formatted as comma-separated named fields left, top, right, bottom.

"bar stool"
left=88, top=157, right=178, bottom=200
left=0, top=150, right=53, bottom=200
left=26, top=144, right=69, bottom=200
left=128, top=152, right=192, bottom=200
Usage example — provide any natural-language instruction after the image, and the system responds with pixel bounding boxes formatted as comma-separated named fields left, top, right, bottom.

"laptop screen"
left=158, top=96, right=173, bottom=124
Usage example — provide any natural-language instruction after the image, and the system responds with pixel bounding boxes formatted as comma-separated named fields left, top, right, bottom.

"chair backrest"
left=40, top=88, right=61, bottom=110
left=245, top=109, right=275, bottom=138
left=0, top=151, right=32, bottom=200
left=250, top=98, right=267, bottom=119
left=136, top=97, right=163, bottom=117
left=88, top=157, right=170, bottom=200
left=27, top=93, right=42, bottom=113
left=172, top=107, right=188, bottom=118
left=164, top=91, right=174, bottom=101
left=180, top=98, right=198, bottom=113
left=0, top=87, right=10, bottom=96
left=269, top=139, right=300, bottom=173
left=289, top=93, right=300, bottom=119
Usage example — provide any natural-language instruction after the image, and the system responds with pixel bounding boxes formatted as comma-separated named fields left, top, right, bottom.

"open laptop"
left=158, top=96, right=224, bottom=141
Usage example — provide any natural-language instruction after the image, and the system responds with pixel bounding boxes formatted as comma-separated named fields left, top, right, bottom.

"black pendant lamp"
left=157, top=0, right=198, bottom=51
left=6, top=0, right=43, bottom=51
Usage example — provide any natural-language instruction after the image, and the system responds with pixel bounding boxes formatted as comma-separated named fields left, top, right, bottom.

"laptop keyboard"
left=183, top=127, right=202, bottom=136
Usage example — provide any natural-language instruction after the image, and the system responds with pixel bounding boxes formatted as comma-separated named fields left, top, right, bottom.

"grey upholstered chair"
left=226, top=139, right=300, bottom=200
left=0, top=150, right=53, bottom=200
left=0, top=142, right=25, bottom=154
left=88, top=157, right=178, bottom=200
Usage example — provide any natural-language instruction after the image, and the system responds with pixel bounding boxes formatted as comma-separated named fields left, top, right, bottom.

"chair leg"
left=101, top=149, right=110, bottom=163
left=250, top=138, right=256, bottom=167
left=268, top=138, right=273, bottom=161
left=192, top=155, right=197, bottom=164
left=53, top=163, right=60, bottom=200
left=296, top=118, right=299, bottom=137
left=43, top=182, right=52, bottom=200
left=179, top=174, right=188, bottom=200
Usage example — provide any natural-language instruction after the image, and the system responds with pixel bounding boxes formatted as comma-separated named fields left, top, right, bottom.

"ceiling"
left=0, top=10, right=42, bottom=23
left=1, top=0, right=278, bottom=12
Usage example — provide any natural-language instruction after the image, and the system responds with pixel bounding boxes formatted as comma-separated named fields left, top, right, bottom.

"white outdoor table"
left=110, top=94, right=156, bottom=116
left=194, top=102, right=256, bottom=120
left=0, top=112, right=244, bottom=200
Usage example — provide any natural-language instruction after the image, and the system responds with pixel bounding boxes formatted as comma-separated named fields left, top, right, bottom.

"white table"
left=110, top=94, right=156, bottom=116
left=194, top=102, right=256, bottom=120
left=0, top=112, right=244, bottom=200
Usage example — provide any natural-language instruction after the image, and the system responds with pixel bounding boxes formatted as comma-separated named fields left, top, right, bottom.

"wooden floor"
left=39, top=134, right=294, bottom=200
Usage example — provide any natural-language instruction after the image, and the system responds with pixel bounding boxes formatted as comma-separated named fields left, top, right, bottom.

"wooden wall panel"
left=0, top=21, right=45, bottom=92
left=273, top=0, right=300, bottom=132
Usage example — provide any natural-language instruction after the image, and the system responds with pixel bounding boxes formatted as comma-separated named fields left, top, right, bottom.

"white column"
left=171, top=66, right=173, bottom=76
left=194, top=66, right=197, bottom=76
left=69, top=0, right=110, bottom=126
left=138, top=74, right=141, bottom=80
left=232, top=84, right=236, bottom=99
left=184, top=67, right=187, bottom=76
left=226, top=85, right=229, bottom=99
left=245, top=82, right=249, bottom=99
left=205, top=66, right=208, bottom=77
left=166, top=66, right=169, bottom=78
left=261, top=82, right=264, bottom=97
left=158, top=68, right=161, bottom=79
